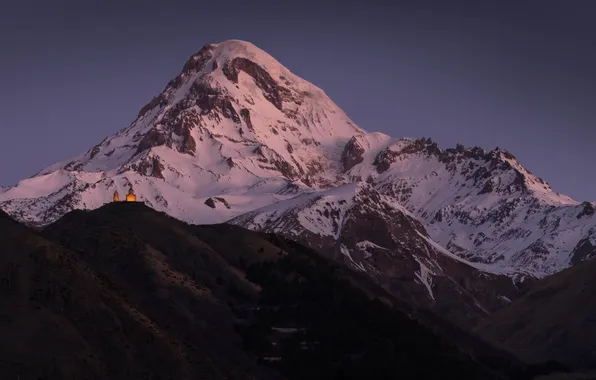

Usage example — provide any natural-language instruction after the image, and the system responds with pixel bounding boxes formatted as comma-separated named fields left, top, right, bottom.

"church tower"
left=125, top=187, right=136, bottom=202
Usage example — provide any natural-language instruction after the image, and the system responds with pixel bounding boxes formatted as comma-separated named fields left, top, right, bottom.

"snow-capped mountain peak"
left=1, top=39, right=594, bottom=283
left=38, top=40, right=363, bottom=181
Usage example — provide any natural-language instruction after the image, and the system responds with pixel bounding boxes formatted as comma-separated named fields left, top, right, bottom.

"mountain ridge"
left=230, top=180, right=530, bottom=327
left=478, top=253, right=596, bottom=370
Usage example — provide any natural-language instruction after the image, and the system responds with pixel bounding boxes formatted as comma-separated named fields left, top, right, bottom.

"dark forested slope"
left=478, top=256, right=596, bottom=371
left=0, top=203, right=567, bottom=379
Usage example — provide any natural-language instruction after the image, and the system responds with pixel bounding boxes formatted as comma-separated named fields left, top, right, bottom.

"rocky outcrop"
left=135, top=101, right=200, bottom=156
left=239, top=108, right=253, bottom=131
left=171, top=111, right=198, bottom=155
left=570, top=237, right=596, bottom=265
left=577, top=202, right=596, bottom=219
left=136, top=156, right=165, bottom=179
left=373, top=148, right=401, bottom=174
left=341, top=136, right=365, bottom=171
left=204, top=197, right=231, bottom=209
left=372, top=138, right=441, bottom=174
left=181, top=44, right=216, bottom=74
left=222, top=57, right=297, bottom=110
left=190, top=82, right=241, bottom=124
left=136, top=128, right=168, bottom=153
left=253, top=145, right=300, bottom=179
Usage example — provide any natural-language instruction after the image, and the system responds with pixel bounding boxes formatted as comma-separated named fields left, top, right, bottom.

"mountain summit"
left=1, top=39, right=595, bottom=285
left=1, top=40, right=362, bottom=225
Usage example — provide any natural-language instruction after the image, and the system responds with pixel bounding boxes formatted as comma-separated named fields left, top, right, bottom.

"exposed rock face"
left=577, top=201, right=596, bottom=219
left=239, top=108, right=253, bottom=131
left=254, top=145, right=300, bottom=180
left=136, top=156, right=165, bottom=179
left=136, top=127, right=169, bottom=153
left=222, top=57, right=294, bottom=110
left=181, top=44, right=216, bottom=74
left=373, top=138, right=442, bottom=174
left=373, top=147, right=401, bottom=174
left=204, top=197, right=231, bottom=209
left=570, top=237, right=596, bottom=265
left=88, top=144, right=102, bottom=160
left=190, top=83, right=240, bottom=123
left=135, top=125, right=196, bottom=156
left=341, top=136, right=365, bottom=171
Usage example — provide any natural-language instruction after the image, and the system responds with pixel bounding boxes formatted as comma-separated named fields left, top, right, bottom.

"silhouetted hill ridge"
left=479, top=255, right=596, bottom=371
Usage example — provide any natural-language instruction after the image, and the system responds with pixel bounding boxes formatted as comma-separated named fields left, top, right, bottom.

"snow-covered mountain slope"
left=341, top=136, right=596, bottom=277
left=230, top=181, right=525, bottom=326
left=1, top=39, right=594, bottom=284
left=1, top=40, right=360, bottom=226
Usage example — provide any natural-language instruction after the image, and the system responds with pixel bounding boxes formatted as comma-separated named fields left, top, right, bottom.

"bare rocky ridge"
left=204, top=196, right=231, bottom=209
left=341, top=136, right=366, bottom=171
left=359, top=137, right=595, bottom=278
left=477, top=256, right=596, bottom=370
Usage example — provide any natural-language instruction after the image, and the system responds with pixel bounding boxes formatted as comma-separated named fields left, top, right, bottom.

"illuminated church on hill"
left=113, top=186, right=137, bottom=202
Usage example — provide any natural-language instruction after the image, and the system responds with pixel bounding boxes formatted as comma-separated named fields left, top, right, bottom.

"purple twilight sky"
left=0, top=0, right=594, bottom=201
